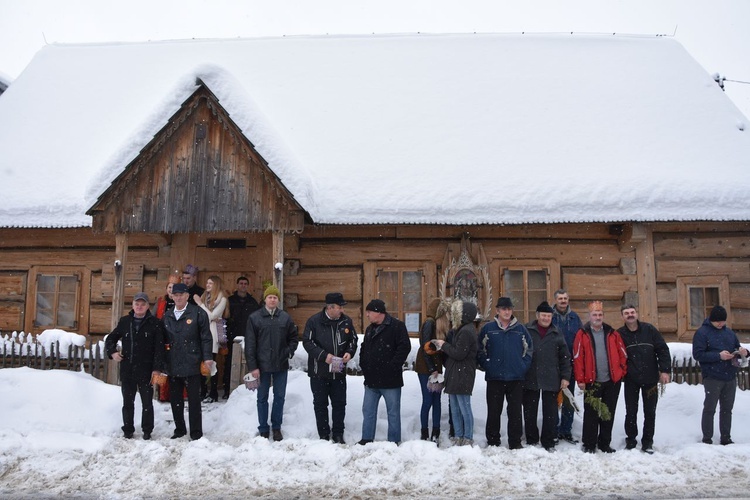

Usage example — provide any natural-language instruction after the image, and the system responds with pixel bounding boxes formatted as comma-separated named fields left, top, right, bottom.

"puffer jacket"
left=692, top=318, right=741, bottom=381
left=524, top=320, right=571, bottom=392
left=360, top=314, right=411, bottom=388
left=441, top=301, right=478, bottom=395
left=552, top=306, right=583, bottom=355
left=245, top=307, right=299, bottom=373
left=617, top=321, right=671, bottom=385
left=105, top=309, right=164, bottom=380
left=573, top=322, right=627, bottom=384
left=302, top=308, right=358, bottom=379
left=162, top=303, right=213, bottom=377
left=477, top=315, right=532, bottom=381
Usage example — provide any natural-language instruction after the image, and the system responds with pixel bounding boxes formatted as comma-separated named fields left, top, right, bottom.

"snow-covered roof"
left=0, top=34, right=748, bottom=228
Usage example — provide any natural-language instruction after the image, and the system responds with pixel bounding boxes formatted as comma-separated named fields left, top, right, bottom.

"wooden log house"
left=1, top=34, right=749, bottom=353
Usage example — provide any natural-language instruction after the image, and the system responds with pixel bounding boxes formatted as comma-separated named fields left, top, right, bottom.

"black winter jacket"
left=226, top=292, right=260, bottom=340
left=441, top=302, right=478, bottom=395
left=524, top=320, right=571, bottom=392
left=162, top=303, right=213, bottom=377
left=245, top=307, right=299, bottom=373
left=105, top=310, right=164, bottom=380
left=617, top=321, right=670, bottom=385
left=360, top=314, right=411, bottom=389
left=302, top=308, right=358, bottom=379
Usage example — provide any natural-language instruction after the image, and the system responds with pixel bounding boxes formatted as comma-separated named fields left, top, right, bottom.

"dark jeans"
left=624, top=379, right=658, bottom=448
left=522, top=389, right=559, bottom=448
left=418, top=373, right=442, bottom=430
left=581, top=380, right=621, bottom=450
left=486, top=380, right=523, bottom=447
left=170, top=374, right=203, bottom=439
left=121, top=375, right=154, bottom=434
left=701, top=377, right=737, bottom=442
left=310, top=377, right=348, bottom=438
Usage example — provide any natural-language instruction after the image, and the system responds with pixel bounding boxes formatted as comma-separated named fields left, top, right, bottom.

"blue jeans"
left=361, top=386, right=402, bottom=442
left=418, top=373, right=442, bottom=429
left=257, top=370, right=288, bottom=433
left=449, top=394, right=473, bottom=440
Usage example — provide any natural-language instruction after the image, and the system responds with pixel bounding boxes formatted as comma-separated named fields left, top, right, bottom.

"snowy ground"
left=1, top=344, right=750, bottom=499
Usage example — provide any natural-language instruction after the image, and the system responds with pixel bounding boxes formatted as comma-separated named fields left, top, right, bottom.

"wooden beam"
left=634, top=224, right=658, bottom=324
left=272, top=231, right=284, bottom=308
left=107, top=233, right=128, bottom=385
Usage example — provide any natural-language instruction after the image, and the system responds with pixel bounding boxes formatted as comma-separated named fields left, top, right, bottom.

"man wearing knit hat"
left=477, top=296, right=533, bottom=449
left=572, top=301, right=627, bottom=454
left=245, top=284, right=299, bottom=441
left=522, top=301, right=571, bottom=451
left=692, top=305, right=748, bottom=445
left=357, top=298, right=411, bottom=445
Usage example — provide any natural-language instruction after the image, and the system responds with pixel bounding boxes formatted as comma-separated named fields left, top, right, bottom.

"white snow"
left=1, top=341, right=749, bottom=498
left=0, top=34, right=749, bottom=229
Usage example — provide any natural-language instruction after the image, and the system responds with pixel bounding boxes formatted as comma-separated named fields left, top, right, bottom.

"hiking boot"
left=642, top=446, right=654, bottom=454
left=143, top=432, right=151, bottom=441
left=170, top=431, right=186, bottom=439
left=357, top=439, right=373, bottom=446
left=625, top=441, right=637, bottom=450
left=260, top=431, right=270, bottom=439
left=720, top=439, right=734, bottom=446
left=272, top=429, right=283, bottom=441
left=123, top=432, right=134, bottom=439
left=583, top=446, right=596, bottom=454
left=332, top=434, right=346, bottom=444
left=598, top=445, right=616, bottom=453
left=558, top=434, right=578, bottom=445
left=702, top=438, right=712, bottom=445
left=421, top=428, right=429, bottom=440
left=430, top=428, right=440, bottom=442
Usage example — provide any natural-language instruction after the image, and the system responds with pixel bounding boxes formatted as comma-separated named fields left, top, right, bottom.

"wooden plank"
left=656, top=285, right=677, bottom=307
left=634, top=225, right=658, bottom=324
left=651, top=222, right=750, bottom=233
left=292, top=241, right=447, bottom=267
left=284, top=269, right=363, bottom=302
left=0, top=272, right=26, bottom=299
left=732, top=308, right=750, bottom=330
left=656, top=308, right=677, bottom=333
left=656, top=261, right=750, bottom=282
left=0, top=302, right=24, bottom=331
left=654, top=235, right=750, bottom=259
left=482, top=241, right=629, bottom=267
left=563, top=273, right=637, bottom=300
left=730, top=284, right=750, bottom=309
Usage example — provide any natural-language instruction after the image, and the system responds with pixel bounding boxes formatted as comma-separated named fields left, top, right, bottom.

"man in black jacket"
left=302, top=292, right=358, bottom=443
left=162, top=283, right=214, bottom=440
left=223, top=276, right=260, bottom=398
left=245, top=285, right=299, bottom=441
left=105, top=292, right=164, bottom=440
left=522, top=301, right=571, bottom=451
left=617, top=304, right=671, bottom=454
left=358, top=299, right=411, bottom=445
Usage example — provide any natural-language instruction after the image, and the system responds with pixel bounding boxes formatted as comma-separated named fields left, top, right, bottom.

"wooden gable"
left=87, top=83, right=307, bottom=234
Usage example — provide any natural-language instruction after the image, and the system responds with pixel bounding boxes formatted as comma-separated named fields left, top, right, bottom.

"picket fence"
left=1, top=334, right=748, bottom=391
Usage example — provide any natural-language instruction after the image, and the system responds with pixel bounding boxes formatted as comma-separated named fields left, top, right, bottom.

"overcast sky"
left=1, top=0, right=749, bottom=117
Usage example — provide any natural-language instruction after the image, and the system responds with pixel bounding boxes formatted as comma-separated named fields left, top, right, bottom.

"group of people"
left=105, top=270, right=748, bottom=451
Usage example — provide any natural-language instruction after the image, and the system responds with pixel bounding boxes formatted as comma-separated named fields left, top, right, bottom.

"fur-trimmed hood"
left=451, top=300, right=478, bottom=328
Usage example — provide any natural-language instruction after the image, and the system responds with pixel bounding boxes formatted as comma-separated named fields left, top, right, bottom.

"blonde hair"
left=201, top=275, right=226, bottom=310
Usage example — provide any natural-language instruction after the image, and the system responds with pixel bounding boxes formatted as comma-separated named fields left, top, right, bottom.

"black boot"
left=421, top=428, right=429, bottom=440
left=431, top=428, right=440, bottom=442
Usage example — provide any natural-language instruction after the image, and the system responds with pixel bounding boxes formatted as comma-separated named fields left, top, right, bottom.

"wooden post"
left=272, top=230, right=284, bottom=308
left=106, top=233, right=128, bottom=385
left=619, top=223, right=658, bottom=325
left=230, top=336, right=244, bottom=391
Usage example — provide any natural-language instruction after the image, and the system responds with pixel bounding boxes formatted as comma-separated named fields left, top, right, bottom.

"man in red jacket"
left=573, top=301, right=627, bottom=454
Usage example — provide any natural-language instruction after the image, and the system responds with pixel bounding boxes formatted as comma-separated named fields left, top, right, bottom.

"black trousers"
left=522, top=389, right=559, bottom=448
left=624, top=380, right=658, bottom=448
left=170, top=374, right=203, bottom=439
left=486, top=380, right=523, bottom=447
left=222, top=341, right=235, bottom=394
left=121, top=375, right=154, bottom=434
left=201, top=354, right=219, bottom=400
left=310, top=377, right=347, bottom=438
left=581, top=380, right=621, bottom=450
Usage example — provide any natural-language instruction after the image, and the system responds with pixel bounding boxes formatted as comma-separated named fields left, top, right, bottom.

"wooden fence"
left=1, top=339, right=107, bottom=380
left=2, top=337, right=748, bottom=391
